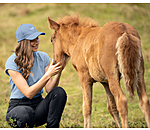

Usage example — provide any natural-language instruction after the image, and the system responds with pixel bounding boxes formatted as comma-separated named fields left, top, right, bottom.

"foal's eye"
left=51, top=39, right=53, bottom=43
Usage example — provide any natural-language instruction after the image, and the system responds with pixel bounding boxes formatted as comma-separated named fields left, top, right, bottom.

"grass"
left=0, top=3, right=150, bottom=128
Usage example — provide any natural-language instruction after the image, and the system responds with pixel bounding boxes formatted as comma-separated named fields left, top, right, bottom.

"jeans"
left=6, top=87, right=67, bottom=128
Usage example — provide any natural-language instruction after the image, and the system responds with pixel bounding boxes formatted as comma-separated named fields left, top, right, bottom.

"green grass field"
left=0, top=3, right=150, bottom=128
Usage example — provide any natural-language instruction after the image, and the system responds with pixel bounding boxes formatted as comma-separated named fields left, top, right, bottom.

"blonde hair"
left=14, top=39, right=33, bottom=80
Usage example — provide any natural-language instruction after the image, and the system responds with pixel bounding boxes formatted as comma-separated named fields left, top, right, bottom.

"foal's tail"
left=116, top=32, right=142, bottom=97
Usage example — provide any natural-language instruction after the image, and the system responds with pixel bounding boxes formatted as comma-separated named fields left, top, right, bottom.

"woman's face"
left=30, top=37, right=39, bottom=52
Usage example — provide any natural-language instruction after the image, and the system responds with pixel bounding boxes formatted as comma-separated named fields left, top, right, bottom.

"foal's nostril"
left=53, top=60, right=56, bottom=65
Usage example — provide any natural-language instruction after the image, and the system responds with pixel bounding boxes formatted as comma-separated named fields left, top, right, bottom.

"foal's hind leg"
left=137, top=79, right=150, bottom=127
left=108, top=77, right=128, bottom=128
left=100, top=64, right=128, bottom=128
left=102, top=82, right=121, bottom=128
left=137, top=59, right=150, bottom=127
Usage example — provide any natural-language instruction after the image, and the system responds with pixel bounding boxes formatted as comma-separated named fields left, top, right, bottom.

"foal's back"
left=82, top=21, right=140, bottom=83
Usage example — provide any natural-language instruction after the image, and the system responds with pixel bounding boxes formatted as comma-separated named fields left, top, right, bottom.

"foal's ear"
left=47, top=17, right=60, bottom=31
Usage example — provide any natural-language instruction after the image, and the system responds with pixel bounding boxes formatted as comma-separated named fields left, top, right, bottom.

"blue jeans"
left=6, top=87, right=67, bottom=128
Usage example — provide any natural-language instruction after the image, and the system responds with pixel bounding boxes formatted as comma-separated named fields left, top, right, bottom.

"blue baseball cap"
left=16, top=24, right=45, bottom=42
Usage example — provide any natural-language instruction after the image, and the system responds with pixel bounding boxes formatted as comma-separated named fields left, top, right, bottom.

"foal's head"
left=47, top=15, right=81, bottom=67
left=47, top=17, right=70, bottom=68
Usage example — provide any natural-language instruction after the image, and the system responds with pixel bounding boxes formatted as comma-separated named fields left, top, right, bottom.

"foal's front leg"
left=82, top=83, right=93, bottom=128
left=78, top=73, right=93, bottom=128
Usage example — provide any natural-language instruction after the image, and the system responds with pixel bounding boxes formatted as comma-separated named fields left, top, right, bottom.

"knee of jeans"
left=6, top=106, right=35, bottom=128
left=53, top=87, right=67, bottom=99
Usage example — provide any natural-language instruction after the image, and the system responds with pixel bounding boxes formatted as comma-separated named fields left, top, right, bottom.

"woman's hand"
left=45, top=59, right=62, bottom=77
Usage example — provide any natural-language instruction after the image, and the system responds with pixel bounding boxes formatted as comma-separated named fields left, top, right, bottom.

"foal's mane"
left=57, top=14, right=100, bottom=28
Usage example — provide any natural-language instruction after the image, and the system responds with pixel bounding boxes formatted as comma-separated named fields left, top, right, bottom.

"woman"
left=5, top=23, right=67, bottom=128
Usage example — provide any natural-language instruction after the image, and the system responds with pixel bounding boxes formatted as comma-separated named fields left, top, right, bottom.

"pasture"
left=0, top=3, right=150, bottom=128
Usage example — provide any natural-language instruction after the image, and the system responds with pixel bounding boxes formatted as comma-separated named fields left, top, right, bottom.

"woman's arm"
left=45, top=72, right=62, bottom=93
left=8, top=59, right=62, bottom=99
left=45, top=62, right=62, bottom=93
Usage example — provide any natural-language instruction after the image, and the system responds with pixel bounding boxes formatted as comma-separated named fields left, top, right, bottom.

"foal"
left=47, top=15, right=150, bottom=128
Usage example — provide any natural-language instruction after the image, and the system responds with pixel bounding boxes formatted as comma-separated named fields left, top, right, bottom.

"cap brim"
left=26, top=32, right=45, bottom=40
